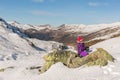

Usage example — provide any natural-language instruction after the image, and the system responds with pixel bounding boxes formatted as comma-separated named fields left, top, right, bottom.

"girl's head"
left=77, top=36, right=83, bottom=43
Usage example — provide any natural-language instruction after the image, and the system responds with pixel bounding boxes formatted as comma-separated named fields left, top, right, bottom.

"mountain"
left=0, top=17, right=120, bottom=80
left=9, top=21, right=120, bottom=47
left=0, top=18, right=64, bottom=61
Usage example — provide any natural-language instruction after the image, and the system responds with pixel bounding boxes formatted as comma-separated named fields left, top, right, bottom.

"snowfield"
left=0, top=37, right=120, bottom=80
left=58, top=22, right=120, bottom=33
left=36, top=38, right=120, bottom=80
left=0, top=18, right=120, bottom=80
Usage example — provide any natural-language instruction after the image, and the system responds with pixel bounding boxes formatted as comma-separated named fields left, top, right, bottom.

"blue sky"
left=0, top=0, right=120, bottom=26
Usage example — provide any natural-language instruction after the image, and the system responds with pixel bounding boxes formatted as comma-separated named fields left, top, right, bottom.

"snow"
left=88, top=27, right=120, bottom=42
left=38, top=38, right=120, bottom=80
left=8, top=21, right=52, bottom=31
left=59, top=22, right=120, bottom=33
left=0, top=19, right=62, bottom=61
left=1, top=36, right=120, bottom=80
left=91, top=37, right=120, bottom=60
left=82, top=22, right=120, bottom=33
left=38, top=63, right=104, bottom=80
left=8, top=21, right=120, bottom=34
left=0, top=18, right=120, bottom=80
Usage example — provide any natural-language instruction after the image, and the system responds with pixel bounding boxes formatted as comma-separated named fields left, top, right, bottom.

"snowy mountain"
left=9, top=21, right=120, bottom=33
left=6, top=18, right=120, bottom=47
left=58, top=22, right=120, bottom=32
left=0, top=18, right=64, bottom=61
left=8, top=21, right=52, bottom=30
left=0, top=17, right=120, bottom=80
left=12, top=21, right=120, bottom=47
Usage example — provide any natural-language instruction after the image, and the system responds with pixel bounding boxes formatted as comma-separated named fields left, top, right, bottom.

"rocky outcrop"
left=39, top=48, right=114, bottom=73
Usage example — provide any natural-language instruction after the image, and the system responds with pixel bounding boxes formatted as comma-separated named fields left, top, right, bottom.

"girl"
left=77, top=36, right=88, bottom=57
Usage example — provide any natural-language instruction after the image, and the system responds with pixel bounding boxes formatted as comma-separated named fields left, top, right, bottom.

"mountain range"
left=0, top=17, right=120, bottom=80
left=8, top=19, right=120, bottom=47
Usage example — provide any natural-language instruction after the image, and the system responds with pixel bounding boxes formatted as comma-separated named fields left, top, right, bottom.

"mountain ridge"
left=0, top=18, right=65, bottom=61
left=2, top=17, right=120, bottom=47
left=0, top=17, right=120, bottom=80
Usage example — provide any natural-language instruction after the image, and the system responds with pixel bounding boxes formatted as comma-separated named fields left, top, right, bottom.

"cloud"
left=33, top=0, right=44, bottom=3
left=88, top=2, right=108, bottom=7
left=31, top=10, right=67, bottom=16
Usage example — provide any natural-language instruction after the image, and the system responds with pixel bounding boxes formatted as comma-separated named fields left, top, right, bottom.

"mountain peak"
left=0, top=17, right=4, bottom=21
left=0, top=17, right=7, bottom=23
left=8, top=21, right=20, bottom=24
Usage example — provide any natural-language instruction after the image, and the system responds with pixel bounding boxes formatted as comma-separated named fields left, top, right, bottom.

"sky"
left=0, top=0, right=120, bottom=27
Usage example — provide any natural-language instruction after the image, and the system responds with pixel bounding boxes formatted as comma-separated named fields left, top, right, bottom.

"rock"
left=39, top=48, right=114, bottom=73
